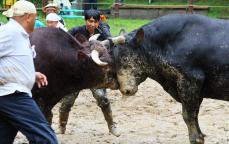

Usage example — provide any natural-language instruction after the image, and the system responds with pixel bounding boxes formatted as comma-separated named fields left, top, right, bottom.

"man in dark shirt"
left=59, top=9, right=120, bottom=137
left=68, top=11, right=110, bottom=40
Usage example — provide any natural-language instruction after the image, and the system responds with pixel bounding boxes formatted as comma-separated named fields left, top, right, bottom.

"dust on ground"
left=15, top=78, right=229, bottom=144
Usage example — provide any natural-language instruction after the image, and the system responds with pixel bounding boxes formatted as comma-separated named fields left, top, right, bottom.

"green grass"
left=0, top=14, right=150, bottom=36
left=62, top=17, right=150, bottom=36
left=107, top=18, right=150, bottom=36
left=0, top=15, right=7, bottom=23
left=58, top=17, right=150, bottom=36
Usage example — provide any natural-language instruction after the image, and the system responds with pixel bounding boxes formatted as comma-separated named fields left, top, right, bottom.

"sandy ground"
left=14, top=78, right=229, bottom=144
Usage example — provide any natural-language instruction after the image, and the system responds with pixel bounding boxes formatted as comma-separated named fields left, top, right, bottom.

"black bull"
left=110, top=14, right=229, bottom=144
left=30, top=27, right=118, bottom=122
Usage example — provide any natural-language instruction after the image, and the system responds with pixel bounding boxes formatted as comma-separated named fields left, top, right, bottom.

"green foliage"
left=0, top=15, right=7, bottom=23
left=30, top=0, right=43, bottom=7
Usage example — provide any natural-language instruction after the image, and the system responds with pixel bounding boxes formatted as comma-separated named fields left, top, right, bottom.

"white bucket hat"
left=46, top=13, right=60, bottom=21
left=45, top=3, right=58, bottom=9
left=42, top=3, right=59, bottom=13
left=2, top=0, right=36, bottom=18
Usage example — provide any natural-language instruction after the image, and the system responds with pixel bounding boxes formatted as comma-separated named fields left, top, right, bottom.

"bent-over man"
left=59, top=9, right=120, bottom=137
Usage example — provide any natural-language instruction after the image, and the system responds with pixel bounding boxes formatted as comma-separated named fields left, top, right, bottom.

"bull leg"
left=91, top=88, right=120, bottom=137
left=178, top=78, right=205, bottom=144
left=59, top=91, right=79, bottom=134
left=43, top=107, right=54, bottom=125
left=36, top=99, right=53, bottom=124
left=182, top=102, right=205, bottom=144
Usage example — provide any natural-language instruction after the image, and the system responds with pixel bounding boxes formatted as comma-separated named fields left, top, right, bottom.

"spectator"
left=42, top=2, right=65, bottom=26
left=0, top=1, right=58, bottom=143
left=69, top=10, right=111, bottom=40
left=42, top=3, right=59, bottom=14
left=46, top=13, right=67, bottom=31
left=34, top=17, right=45, bottom=28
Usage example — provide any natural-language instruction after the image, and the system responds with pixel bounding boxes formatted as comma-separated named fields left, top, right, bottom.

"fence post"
left=113, top=0, right=119, bottom=18
left=187, top=0, right=193, bottom=14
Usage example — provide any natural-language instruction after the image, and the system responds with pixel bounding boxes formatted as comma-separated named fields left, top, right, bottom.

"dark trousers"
left=0, top=92, right=58, bottom=144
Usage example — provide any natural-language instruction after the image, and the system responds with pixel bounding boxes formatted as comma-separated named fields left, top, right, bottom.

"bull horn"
left=89, top=34, right=100, bottom=41
left=101, top=39, right=110, bottom=47
left=111, top=35, right=126, bottom=45
left=91, top=50, right=108, bottom=66
left=100, top=36, right=126, bottom=48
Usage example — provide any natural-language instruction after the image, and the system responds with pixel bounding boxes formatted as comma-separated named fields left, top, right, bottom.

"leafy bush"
left=30, top=0, right=43, bottom=7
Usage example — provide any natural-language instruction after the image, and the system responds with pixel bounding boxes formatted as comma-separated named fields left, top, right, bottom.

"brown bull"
left=30, top=27, right=118, bottom=123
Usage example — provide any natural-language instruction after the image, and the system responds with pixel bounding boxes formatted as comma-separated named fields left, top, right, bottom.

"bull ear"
left=77, top=51, right=88, bottom=59
left=119, top=28, right=127, bottom=36
left=130, top=28, right=144, bottom=48
left=75, top=33, right=88, bottom=43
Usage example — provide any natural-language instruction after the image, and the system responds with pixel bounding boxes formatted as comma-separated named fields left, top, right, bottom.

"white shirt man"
left=0, top=18, right=35, bottom=96
left=0, top=1, right=58, bottom=143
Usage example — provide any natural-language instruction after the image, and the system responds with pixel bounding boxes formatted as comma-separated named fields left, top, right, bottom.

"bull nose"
left=125, top=90, right=131, bottom=95
left=121, top=88, right=137, bottom=96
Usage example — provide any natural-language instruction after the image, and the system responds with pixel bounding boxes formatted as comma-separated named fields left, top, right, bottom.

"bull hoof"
left=190, top=137, right=205, bottom=144
left=109, top=124, right=121, bottom=137
left=200, top=133, right=206, bottom=138
left=58, top=125, right=66, bottom=134
left=196, top=138, right=204, bottom=144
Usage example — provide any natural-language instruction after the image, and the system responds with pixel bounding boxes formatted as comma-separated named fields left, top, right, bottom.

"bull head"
left=88, top=33, right=126, bottom=66
left=102, top=28, right=145, bottom=96
left=87, top=34, right=110, bottom=66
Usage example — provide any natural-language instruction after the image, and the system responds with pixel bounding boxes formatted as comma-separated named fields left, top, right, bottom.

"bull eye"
left=89, top=42, right=93, bottom=47
left=125, top=90, right=131, bottom=95
left=122, top=57, right=128, bottom=62
left=123, top=65, right=128, bottom=69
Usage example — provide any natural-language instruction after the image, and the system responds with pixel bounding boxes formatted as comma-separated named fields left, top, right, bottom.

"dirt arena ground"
left=15, top=78, right=229, bottom=144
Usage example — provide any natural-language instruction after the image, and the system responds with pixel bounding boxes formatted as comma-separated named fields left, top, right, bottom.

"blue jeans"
left=0, top=92, right=58, bottom=144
